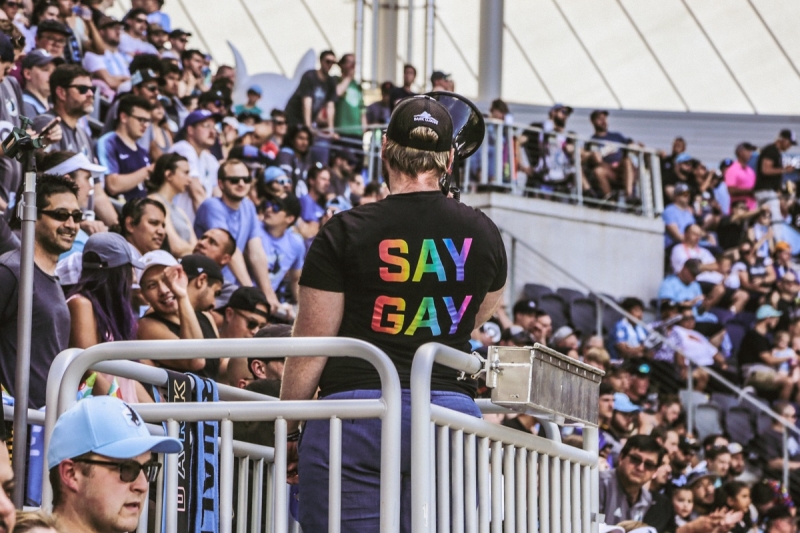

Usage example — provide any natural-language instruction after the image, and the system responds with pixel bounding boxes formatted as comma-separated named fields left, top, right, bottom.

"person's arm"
left=759, top=349, right=795, bottom=367
left=245, top=236, right=281, bottom=312
left=761, top=156, right=794, bottom=177
left=89, top=68, right=129, bottom=90
left=665, top=223, right=684, bottom=244
left=166, top=265, right=204, bottom=341
left=616, top=342, right=645, bottom=358
left=326, top=100, right=335, bottom=135
left=286, top=268, right=302, bottom=303
left=67, top=296, right=99, bottom=348
left=93, top=184, right=119, bottom=226
left=188, top=178, right=207, bottom=211
left=302, top=96, right=313, bottom=128
left=769, top=457, right=800, bottom=470
left=105, top=164, right=153, bottom=196
left=335, top=75, right=352, bottom=97
left=82, top=18, right=105, bottom=55
left=227, top=248, right=254, bottom=286
left=295, top=219, right=320, bottom=240
left=474, top=285, right=506, bottom=327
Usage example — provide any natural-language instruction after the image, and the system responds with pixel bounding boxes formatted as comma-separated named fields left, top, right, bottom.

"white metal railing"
left=42, top=338, right=403, bottom=533
left=410, top=342, right=600, bottom=533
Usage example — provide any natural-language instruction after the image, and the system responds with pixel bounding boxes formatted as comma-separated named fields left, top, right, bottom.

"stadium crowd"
left=0, top=0, right=796, bottom=532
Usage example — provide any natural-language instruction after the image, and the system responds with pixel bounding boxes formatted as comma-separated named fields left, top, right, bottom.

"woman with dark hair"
left=66, top=232, right=152, bottom=403
left=147, top=153, right=195, bottom=256
left=276, top=124, right=314, bottom=194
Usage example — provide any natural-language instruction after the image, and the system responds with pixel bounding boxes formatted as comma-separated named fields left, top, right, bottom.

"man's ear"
left=58, top=460, right=82, bottom=494
left=250, top=359, right=267, bottom=380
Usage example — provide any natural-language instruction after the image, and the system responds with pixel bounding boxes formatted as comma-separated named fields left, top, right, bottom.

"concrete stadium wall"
left=462, top=192, right=665, bottom=303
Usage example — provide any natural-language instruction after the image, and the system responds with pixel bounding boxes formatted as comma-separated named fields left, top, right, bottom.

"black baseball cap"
left=0, top=33, right=14, bottom=63
left=169, top=29, right=192, bottom=39
left=179, top=254, right=224, bottom=284
left=779, top=129, right=798, bottom=146
left=430, top=70, right=450, bottom=84
left=386, top=95, right=453, bottom=152
left=512, top=299, right=537, bottom=316
left=21, top=49, right=64, bottom=70
left=226, top=287, right=270, bottom=318
left=96, top=15, right=123, bottom=29
left=625, top=358, right=651, bottom=377
left=37, top=20, right=71, bottom=38
left=590, top=109, right=609, bottom=121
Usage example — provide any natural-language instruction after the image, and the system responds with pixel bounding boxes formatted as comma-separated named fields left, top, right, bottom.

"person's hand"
left=687, top=514, right=719, bottom=533
left=188, top=177, right=206, bottom=201
left=716, top=510, right=743, bottom=532
left=162, top=265, right=189, bottom=299
left=41, top=123, right=63, bottom=146
left=286, top=440, right=299, bottom=485
left=80, top=219, right=107, bottom=235
left=784, top=165, right=796, bottom=174
left=767, top=225, right=775, bottom=240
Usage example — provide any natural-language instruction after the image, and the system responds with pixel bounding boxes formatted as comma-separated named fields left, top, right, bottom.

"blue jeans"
left=298, top=389, right=481, bottom=532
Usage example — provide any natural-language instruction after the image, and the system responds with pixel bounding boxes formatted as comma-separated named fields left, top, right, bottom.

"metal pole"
left=650, top=152, right=664, bottom=215
left=12, top=166, right=36, bottom=508
left=424, top=0, right=435, bottom=83
left=510, top=237, right=517, bottom=309
left=165, top=420, right=179, bottom=533
left=407, top=0, right=414, bottom=65
left=574, top=139, right=584, bottom=206
left=686, top=363, right=694, bottom=436
left=220, top=420, right=234, bottom=533
left=477, top=0, right=504, bottom=101
left=371, top=0, right=379, bottom=88
left=355, top=0, right=365, bottom=85
left=783, top=426, right=790, bottom=491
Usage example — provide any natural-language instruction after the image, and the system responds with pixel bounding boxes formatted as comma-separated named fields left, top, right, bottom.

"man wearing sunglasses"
left=48, top=396, right=182, bottom=533
left=0, top=173, right=80, bottom=409
left=118, top=8, right=157, bottom=63
left=599, top=435, right=663, bottom=525
left=99, top=94, right=153, bottom=201
left=257, top=192, right=304, bottom=302
left=194, top=158, right=282, bottom=314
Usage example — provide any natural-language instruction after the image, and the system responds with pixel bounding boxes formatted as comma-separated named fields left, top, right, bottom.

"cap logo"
left=413, top=111, right=438, bottom=125
left=121, top=403, right=142, bottom=427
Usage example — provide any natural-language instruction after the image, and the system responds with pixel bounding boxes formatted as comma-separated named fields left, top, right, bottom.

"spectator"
left=118, top=8, right=157, bottom=62
left=65, top=232, right=151, bottom=403
left=366, top=80, right=392, bottom=125
left=257, top=192, right=304, bottom=302
left=531, top=309, right=553, bottom=345
left=389, top=63, right=416, bottom=108
left=328, top=147, right=355, bottom=197
left=285, top=49, right=337, bottom=131
left=664, top=183, right=697, bottom=248
left=725, top=143, right=758, bottom=211
left=550, top=325, right=579, bottom=358
left=599, top=382, right=615, bottom=428
left=767, top=272, right=800, bottom=332
left=48, top=396, right=182, bottom=533
left=56, top=0, right=101, bottom=65
left=296, top=164, right=330, bottom=240
left=259, top=166, right=293, bottom=199
left=772, top=241, right=799, bottom=281
left=169, top=109, right=220, bottom=221
left=705, top=445, right=732, bottom=478
left=512, top=298, right=538, bottom=334
left=671, top=485, right=694, bottom=529
left=82, top=15, right=131, bottom=98
left=144, top=0, right=171, bottom=33
left=360, top=180, right=384, bottom=204
left=615, top=297, right=649, bottom=358
left=120, top=197, right=166, bottom=259
left=268, top=108, right=287, bottom=147
left=146, top=152, right=195, bottom=256
left=739, top=305, right=795, bottom=400
left=585, top=347, right=611, bottom=372
left=602, top=392, right=641, bottom=463
left=137, top=251, right=220, bottom=369
left=13, top=511, right=59, bottom=533
left=660, top=136, right=686, bottom=200
left=163, top=28, right=190, bottom=64
left=217, top=286, right=269, bottom=340
left=234, top=84, right=263, bottom=117
left=344, top=172, right=365, bottom=207
left=181, top=49, right=208, bottom=95
left=34, top=63, right=118, bottom=226
left=0, top=32, right=22, bottom=210
left=158, top=59, right=187, bottom=130
left=100, top=67, right=161, bottom=154
left=755, top=130, right=797, bottom=220
left=658, top=259, right=717, bottom=323
left=725, top=443, right=746, bottom=482
left=146, top=22, right=168, bottom=55
left=19, top=1, right=59, bottom=54
left=192, top=227, right=237, bottom=306
left=98, top=94, right=154, bottom=201
left=277, top=124, right=314, bottom=191
left=599, top=435, right=663, bottom=524
left=625, top=358, right=652, bottom=407
left=21, top=49, right=62, bottom=118
left=757, top=401, right=800, bottom=475
left=687, top=469, right=718, bottom=517
left=763, top=506, right=795, bottom=533
left=589, top=110, right=635, bottom=200
left=35, top=19, right=70, bottom=59
left=0, top=173, right=79, bottom=408
left=430, top=70, right=450, bottom=91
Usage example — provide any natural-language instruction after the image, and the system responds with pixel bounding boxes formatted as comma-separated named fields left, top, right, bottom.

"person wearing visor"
left=281, top=94, right=507, bottom=531
left=48, top=396, right=182, bottom=533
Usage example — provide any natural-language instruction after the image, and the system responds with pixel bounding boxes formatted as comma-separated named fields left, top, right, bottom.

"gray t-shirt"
left=598, top=468, right=653, bottom=525
left=0, top=77, right=24, bottom=204
left=33, top=111, right=95, bottom=160
left=0, top=250, right=71, bottom=408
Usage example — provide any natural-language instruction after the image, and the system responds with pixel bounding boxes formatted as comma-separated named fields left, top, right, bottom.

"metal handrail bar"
left=131, top=400, right=384, bottom=422
left=43, top=338, right=402, bottom=533
left=2, top=405, right=44, bottom=425
left=429, top=405, right=596, bottom=466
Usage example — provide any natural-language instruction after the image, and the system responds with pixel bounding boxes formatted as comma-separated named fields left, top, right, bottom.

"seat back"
left=570, top=298, right=598, bottom=335
left=694, top=404, right=723, bottom=441
left=556, top=287, right=586, bottom=305
left=522, top=283, right=553, bottom=304
left=725, top=406, right=755, bottom=445
left=538, top=293, right=570, bottom=330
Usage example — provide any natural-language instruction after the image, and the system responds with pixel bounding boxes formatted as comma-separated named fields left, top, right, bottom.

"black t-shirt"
left=300, top=191, right=507, bottom=396
left=284, top=69, right=337, bottom=127
left=755, top=143, right=783, bottom=192
left=737, top=329, right=772, bottom=367
left=389, top=86, right=416, bottom=109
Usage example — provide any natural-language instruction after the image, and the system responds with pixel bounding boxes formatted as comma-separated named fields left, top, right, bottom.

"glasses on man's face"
left=74, top=458, right=162, bottom=483
left=626, top=453, right=658, bottom=472
left=41, top=209, right=83, bottom=223
left=322, top=58, right=336, bottom=66
left=142, top=84, right=159, bottom=93
left=129, top=114, right=152, bottom=125
left=263, top=200, right=283, bottom=213
left=223, top=176, right=253, bottom=185
left=68, top=84, right=96, bottom=95
left=133, top=17, right=148, bottom=24
left=234, top=309, right=266, bottom=331
left=4, top=1, right=21, bottom=8
left=273, top=120, right=286, bottom=126
left=42, top=34, right=67, bottom=46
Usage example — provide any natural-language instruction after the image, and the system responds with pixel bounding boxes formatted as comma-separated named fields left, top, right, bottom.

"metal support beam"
left=478, top=0, right=504, bottom=101
left=355, top=0, right=365, bottom=84
left=377, top=0, right=400, bottom=84
left=424, top=0, right=435, bottom=84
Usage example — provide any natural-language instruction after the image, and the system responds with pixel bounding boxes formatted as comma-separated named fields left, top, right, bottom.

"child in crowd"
left=772, top=330, right=796, bottom=374
left=672, top=485, right=694, bottom=529
left=715, top=481, right=756, bottom=533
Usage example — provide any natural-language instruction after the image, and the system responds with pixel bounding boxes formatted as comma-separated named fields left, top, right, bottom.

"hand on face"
left=161, top=265, right=188, bottom=299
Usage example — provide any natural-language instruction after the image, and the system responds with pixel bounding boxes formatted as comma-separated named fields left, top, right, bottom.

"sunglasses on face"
left=627, top=453, right=658, bottom=472
left=68, top=84, right=96, bottom=95
left=41, top=209, right=83, bottom=223
left=273, top=120, right=286, bottom=126
left=74, top=458, right=162, bottom=483
left=142, top=84, right=159, bottom=93
left=223, top=176, right=253, bottom=185
left=263, top=200, right=283, bottom=213
left=234, top=309, right=266, bottom=330
left=4, top=1, right=21, bottom=8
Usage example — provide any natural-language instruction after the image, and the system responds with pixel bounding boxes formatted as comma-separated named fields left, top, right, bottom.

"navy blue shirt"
left=591, top=131, right=632, bottom=164
left=97, top=132, right=151, bottom=201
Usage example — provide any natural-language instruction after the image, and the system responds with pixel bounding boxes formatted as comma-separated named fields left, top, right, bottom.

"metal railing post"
left=510, top=237, right=517, bottom=308
left=595, top=298, right=603, bottom=337
left=494, top=123, right=503, bottom=184
left=220, top=419, right=234, bottom=533
left=783, top=426, right=790, bottom=491
left=165, top=419, right=179, bottom=533
left=574, top=138, right=583, bottom=206
left=638, top=150, right=654, bottom=218
left=507, top=124, right=515, bottom=187
left=650, top=153, right=664, bottom=215
left=481, top=127, right=489, bottom=185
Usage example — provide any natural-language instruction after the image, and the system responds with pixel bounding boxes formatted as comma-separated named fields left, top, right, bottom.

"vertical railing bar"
left=494, top=123, right=503, bottom=184
left=572, top=462, right=581, bottom=533
left=551, top=456, right=561, bottom=533
left=481, top=127, right=489, bottom=184
left=273, top=419, right=288, bottom=533
left=516, top=448, right=527, bottom=533
left=252, top=459, right=265, bottom=533
left=438, top=425, right=451, bottom=533
left=529, top=452, right=539, bottom=533
left=478, top=437, right=490, bottom=533
left=237, top=457, right=251, bottom=533
left=539, top=454, right=550, bottom=533
left=574, top=138, right=583, bottom=206
left=452, top=429, right=465, bottom=533
left=220, top=420, right=235, bottom=533
left=430, top=421, right=437, bottom=529
left=153, top=451, right=164, bottom=533
left=465, top=433, right=478, bottom=532
left=561, top=460, right=570, bottom=533
left=503, top=445, right=516, bottom=533
left=329, top=416, right=342, bottom=533
left=491, top=440, right=503, bottom=533
left=165, top=419, right=179, bottom=533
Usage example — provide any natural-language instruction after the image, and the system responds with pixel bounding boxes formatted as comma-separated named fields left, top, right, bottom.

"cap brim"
left=93, top=435, right=183, bottom=459
left=130, top=257, right=145, bottom=269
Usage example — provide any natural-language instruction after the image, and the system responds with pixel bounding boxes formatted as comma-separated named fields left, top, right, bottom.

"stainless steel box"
left=484, top=344, right=604, bottom=427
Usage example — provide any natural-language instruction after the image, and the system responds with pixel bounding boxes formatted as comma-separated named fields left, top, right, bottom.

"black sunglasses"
left=223, top=176, right=253, bottom=185
left=626, top=453, right=658, bottom=472
left=234, top=309, right=265, bottom=330
left=74, top=458, right=162, bottom=483
left=68, top=84, right=96, bottom=95
left=41, top=209, right=83, bottom=223
left=142, top=84, right=160, bottom=93
left=263, top=200, right=283, bottom=213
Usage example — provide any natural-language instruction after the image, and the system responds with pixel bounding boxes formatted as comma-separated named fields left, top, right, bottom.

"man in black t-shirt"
left=389, top=63, right=417, bottom=109
left=755, top=130, right=797, bottom=224
left=281, top=95, right=507, bottom=532
left=284, top=50, right=338, bottom=131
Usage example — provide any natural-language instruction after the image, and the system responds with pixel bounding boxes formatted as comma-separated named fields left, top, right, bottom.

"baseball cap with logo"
left=780, top=129, right=798, bottom=146
left=613, top=392, right=641, bottom=413
left=386, top=95, right=453, bottom=152
left=184, top=109, right=217, bottom=128
left=180, top=254, right=224, bottom=284
left=21, top=49, right=64, bottom=70
left=225, top=286, right=270, bottom=318
left=82, top=233, right=145, bottom=270
left=47, top=395, right=182, bottom=469
left=130, top=68, right=160, bottom=87
left=512, top=299, right=537, bottom=316
left=139, top=249, right=178, bottom=279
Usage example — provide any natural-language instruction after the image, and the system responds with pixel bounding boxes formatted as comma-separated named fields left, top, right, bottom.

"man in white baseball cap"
left=48, top=395, right=182, bottom=533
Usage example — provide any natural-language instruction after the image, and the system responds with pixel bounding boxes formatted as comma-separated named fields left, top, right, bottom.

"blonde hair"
left=14, top=511, right=61, bottom=533
left=584, top=348, right=610, bottom=368
left=383, top=127, right=450, bottom=178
